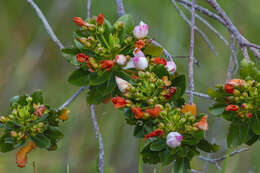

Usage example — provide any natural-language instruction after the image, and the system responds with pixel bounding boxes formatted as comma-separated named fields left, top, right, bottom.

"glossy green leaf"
left=198, top=139, right=219, bottom=153
left=251, top=115, right=260, bottom=135
left=209, top=105, right=225, bottom=116
left=227, top=123, right=241, bottom=148
left=31, top=90, right=43, bottom=104
left=68, top=69, right=90, bottom=86
left=61, top=47, right=80, bottom=66
left=31, top=134, right=51, bottom=148
left=150, top=140, right=167, bottom=152
left=143, top=44, right=163, bottom=57
left=88, top=71, right=113, bottom=86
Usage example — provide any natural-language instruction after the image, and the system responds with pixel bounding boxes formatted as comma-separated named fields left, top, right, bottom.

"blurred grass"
left=0, top=0, right=260, bottom=172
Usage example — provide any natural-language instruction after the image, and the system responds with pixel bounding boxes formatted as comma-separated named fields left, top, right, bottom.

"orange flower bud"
left=225, top=104, right=239, bottom=112
left=195, top=115, right=208, bottom=131
left=144, top=129, right=164, bottom=140
left=58, top=108, right=70, bottom=121
left=131, top=107, right=144, bottom=119
left=96, top=13, right=105, bottom=25
left=112, top=96, right=126, bottom=108
left=181, top=104, right=197, bottom=116
left=100, top=60, right=114, bottom=71
left=73, top=17, right=85, bottom=26
left=145, top=106, right=161, bottom=117
left=152, top=57, right=167, bottom=66
left=16, top=141, right=36, bottom=168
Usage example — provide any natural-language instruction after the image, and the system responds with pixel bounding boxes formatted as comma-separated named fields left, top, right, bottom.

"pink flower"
left=115, top=76, right=130, bottom=93
left=166, top=132, right=182, bottom=148
left=166, top=61, right=177, bottom=74
left=124, top=50, right=148, bottom=70
left=115, top=54, right=127, bottom=65
left=133, top=21, right=149, bottom=39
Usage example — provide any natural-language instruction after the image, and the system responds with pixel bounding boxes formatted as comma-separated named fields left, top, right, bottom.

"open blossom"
left=152, top=57, right=167, bottom=66
left=112, top=96, right=126, bottom=108
left=100, top=60, right=114, bottom=71
left=195, top=115, right=208, bottom=131
left=115, top=54, right=127, bottom=65
left=58, top=108, right=70, bottom=121
left=225, top=104, right=239, bottom=112
left=145, top=106, right=161, bottom=117
left=132, top=107, right=144, bottom=119
left=73, top=17, right=85, bottom=26
left=33, top=105, right=45, bottom=117
left=96, top=13, right=105, bottom=25
left=166, top=61, right=177, bottom=74
left=115, top=76, right=130, bottom=93
left=229, top=79, right=245, bottom=86
left=145, top=129, right=164, bottom=140
left=166, top=132, right=182, bottom=148
left=134, top=21, right=149, bottom=39
left=181, top=104, right=197, bottom=116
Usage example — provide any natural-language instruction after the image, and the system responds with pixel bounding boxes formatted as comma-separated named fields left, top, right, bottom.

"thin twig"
left=188, top=0, right=196, bottom=105
left=190, top=169, right=201, bottom=173
left=170, top=0, right=217, bottom=56
left=87, top=0, right=91, bottom=18
left=227, top=34, right=236, bottom=81
left=198, top=148, right=248, bottom=163
left=180, top=4, right=229, bottom=46
left=33, top=161, right=37, bottom=173
left=115, top=0, right=125, bottom=17
left=26, top=0, right=64, bottom=50
left=151, top=40, right=174, bottom=61
left=186, top=90, right=211, bottom=99
left=59, top=86, right=87, bottom=110
left=90, top=105, right=104, bottom=173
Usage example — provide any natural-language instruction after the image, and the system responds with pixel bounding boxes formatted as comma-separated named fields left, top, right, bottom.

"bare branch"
left=59, top=86, right=87, bottom=110
left=249, top=47, right=260, bottom=59
left=26, top=0, right=64, bottom=50
left=188, top=0, right=196, bottom=105
left=180, top=4, right=229, bottom=46
left=170, top=0, right=217, bottom=56
left=90, top=105, right=104, bottom=173
left=87, top=0, right=91, bottom=18
left=190, top=169, right=201, bottom=173
left=227, top=34, right=236, bottom=81
left=198, top=148, right=248, bottom=163
left=115, top=0, right=125, bottom=17
left=186, top=90, right=211, bottom=99
left=151, top=40, right=174, bottom=61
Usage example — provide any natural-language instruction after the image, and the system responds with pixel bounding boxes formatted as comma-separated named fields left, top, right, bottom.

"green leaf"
left=31, top=134, right=51, bottom=148
left=134, top=125, right=147, bottom=138
left=143, top=44, right=163, bottom=57
left=88, top=71, right=113, bottom=86
left=151, top=64, right=169, bottom=78
left=115, top=14, right=134, bottom=36
left=150, top=140, right=167, bottom=152
left=172, top=74, right=186, bottom=97
left=209, top=105, right=225, bottom=116
left=251, top=115, right=260, bottom=135
left=141, top=142, right=161, bottom=164
left=45, top=126, right=64, bottom=141
left=9, top=95, right=27, bottom=107
left=86, top=86, right=109, bottom=104
left=198, top=139, right=219, bottom=153
left=31, top=90, right=43, bottom=104
left=174, top=158, right=190, bottom=173
left=68, top=69, right=90, bottom=86
left=227, top=123, right=241, bottom=148
left=0, top=135, right=15, bottom=153
left=61, top=47, right=80, bottom=66
left=239, top=122, right=249, bottom=143
left=207, top=88, right=216, bottom=98
left=222, top=111, right=236, bottom=121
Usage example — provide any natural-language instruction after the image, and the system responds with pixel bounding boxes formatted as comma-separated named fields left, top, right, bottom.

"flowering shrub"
left=0, top=90, right=69, bottom=167
left=209, top=59, right=260, bottom=147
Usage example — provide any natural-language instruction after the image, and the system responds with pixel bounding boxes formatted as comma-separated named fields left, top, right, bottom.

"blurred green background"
left=0, top=0, right=259, bottom=172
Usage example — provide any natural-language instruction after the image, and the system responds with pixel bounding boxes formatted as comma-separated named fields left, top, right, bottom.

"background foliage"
left=0, top=0, right=259, bottom=172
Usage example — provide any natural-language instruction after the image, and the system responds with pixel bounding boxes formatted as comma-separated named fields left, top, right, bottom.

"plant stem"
left=138, top=139, right=144, bottom=173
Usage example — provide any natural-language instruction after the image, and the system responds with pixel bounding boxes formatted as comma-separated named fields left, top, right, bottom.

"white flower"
left=115, top=54, right=127, bottom=65
left=166, top=132, right=182, bottom=148
left=166, top=61, right=177, bottom=74
left=133, top=56, right=148, bottom=70
left=115, top=76, right=130, bottom=93
left=133, top=21, right=149, bottom=39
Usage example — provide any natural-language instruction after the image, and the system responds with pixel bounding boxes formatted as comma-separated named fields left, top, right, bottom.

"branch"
left=227, top=34, right=236, bottom=81
left=198, top=148, right=249, bottom=163
left=26, top=0, right=64, bottom=50
left=90, top=105, right=104, bottom=173
left=59, top=86, right=87, bottom=110
left=87, top=0, right=91, bottom=18
left=186, top=90, right=211, bottom=99
left=115, top=0, right=125, bottom=17
left=170, top=0, right=217, bottom=56
left=151, top=40, right=174, bottom=61
left=188, top=0, right=196, bottom=105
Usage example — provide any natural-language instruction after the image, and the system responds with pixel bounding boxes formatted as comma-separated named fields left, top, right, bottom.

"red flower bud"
left=96, top=13, right=105, bottom=25
left=76, top=53, right=89, bottom=63
left=152, top=57, right=167, bottom=66
left=224, top=83, right=235, bottom=94
left=100, top=60, right=114, bottom=71
left=135, top=40, right=145, bottom=54
left=112, top=96, right=126, bottom=108
left=131, top=107, right=144, bottom=119
left=33, top=105, right=45, bottom=117
left=144, top=129, right=164, bottom=140
left=225, top=104, right=239, bottom=112
left=247, top=113, right=252, bottom=118
left=145, top=106, right=161, bottom=117
left=73, top=17, right=85, bottom=26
